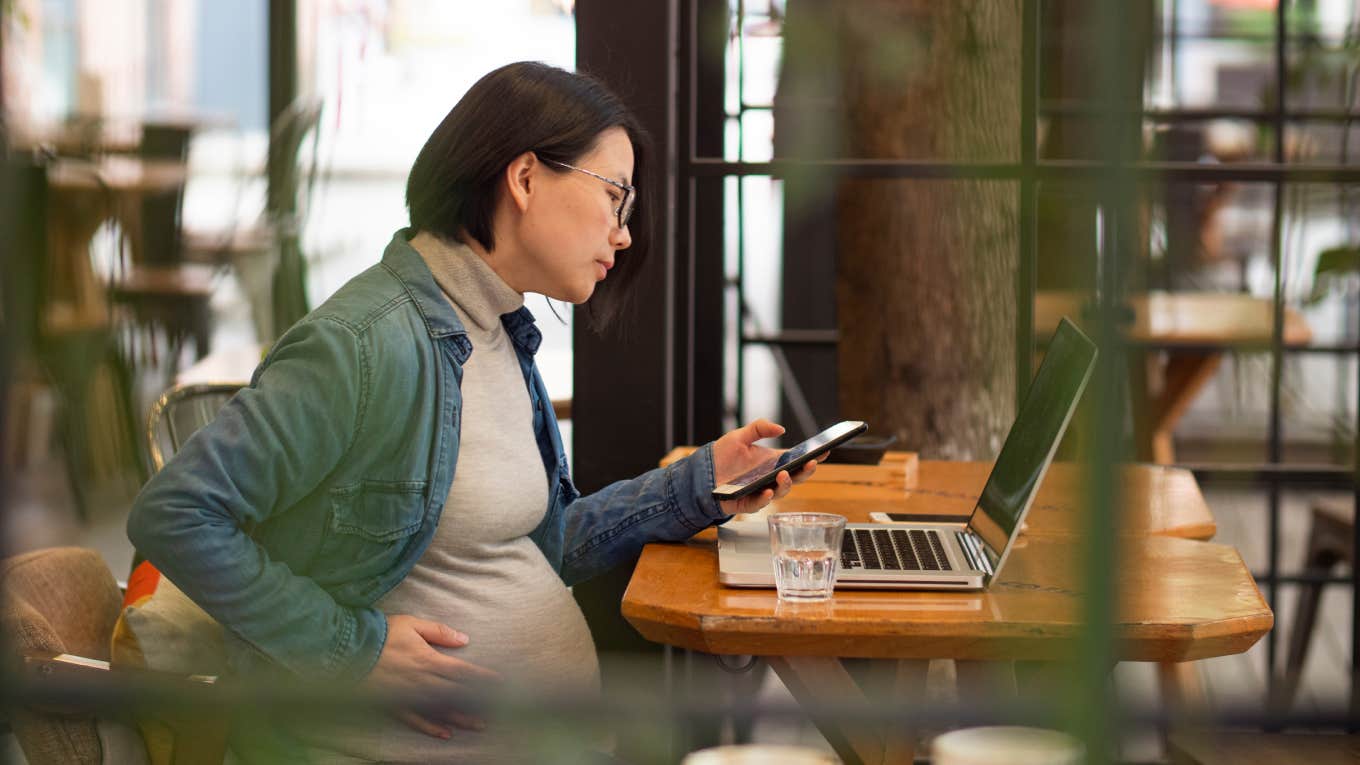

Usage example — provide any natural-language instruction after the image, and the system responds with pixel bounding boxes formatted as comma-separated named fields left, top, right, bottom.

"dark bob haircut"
left=406, top=61, right=653, bottom=328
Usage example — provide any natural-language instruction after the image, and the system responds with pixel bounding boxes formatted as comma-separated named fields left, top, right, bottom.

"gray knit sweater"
left=300, top=232, right=601, bottom=763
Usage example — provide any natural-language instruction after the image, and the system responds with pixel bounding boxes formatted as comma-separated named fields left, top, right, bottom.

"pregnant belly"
left=301, top=558, right=602, bottom=763
left=422, top=581, right=601, bottom=697
left=382, top=546, right=602, bottom=695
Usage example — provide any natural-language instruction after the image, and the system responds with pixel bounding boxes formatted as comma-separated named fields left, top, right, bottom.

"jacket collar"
left=503, top=306, right=542, bottom=356
left=381, top=229, right=541, bottom=357
left=382, top=229, right=467, bottom=339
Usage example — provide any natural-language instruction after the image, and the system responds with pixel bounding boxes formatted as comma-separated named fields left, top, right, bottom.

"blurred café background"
left=1, top=0, right=577, bottom=560
left=3, top=0, right=1360, bottom=763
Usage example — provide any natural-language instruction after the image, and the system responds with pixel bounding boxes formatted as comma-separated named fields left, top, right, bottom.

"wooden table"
left=34, top=157, right=190, bottom=491
left=1035, top=291, right=1312, bottom=464
left=13, top=112, right=231, bottom=157
left=629, top=452, right=1268, bottom=764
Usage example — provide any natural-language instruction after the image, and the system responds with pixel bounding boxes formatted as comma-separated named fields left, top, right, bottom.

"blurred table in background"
left=38, top=156, right=189, bottom=498
left=45, top=156, right=189, bottom=331
left=11, top=112, right=231, bottom=158
left=1035, top=291, right=1313, bottom=464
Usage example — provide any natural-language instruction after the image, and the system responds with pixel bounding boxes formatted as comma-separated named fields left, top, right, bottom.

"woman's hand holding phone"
left=711, top=419, right=821, bottom=515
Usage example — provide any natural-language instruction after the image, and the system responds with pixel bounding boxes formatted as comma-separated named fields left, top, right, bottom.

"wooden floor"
left=1168, top=732, right=1360, bottom=765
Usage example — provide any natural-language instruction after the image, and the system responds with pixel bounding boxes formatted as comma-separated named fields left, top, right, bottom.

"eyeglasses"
left=541, top=158, right=636, bottom=229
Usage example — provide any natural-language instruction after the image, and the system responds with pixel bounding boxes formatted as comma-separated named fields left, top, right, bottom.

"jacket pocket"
left=315, top=481, right=426, bottom=586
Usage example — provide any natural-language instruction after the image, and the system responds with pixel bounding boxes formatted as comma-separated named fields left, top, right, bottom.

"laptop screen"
left=967, top=318, right=1098, bottom=569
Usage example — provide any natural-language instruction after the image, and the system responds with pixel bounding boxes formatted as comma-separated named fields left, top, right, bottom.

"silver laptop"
left=718, top=317, right=1098, bottom=591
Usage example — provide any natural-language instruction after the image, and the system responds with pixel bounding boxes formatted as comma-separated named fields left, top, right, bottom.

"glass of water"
left=767, top=513, right=846, bottom=602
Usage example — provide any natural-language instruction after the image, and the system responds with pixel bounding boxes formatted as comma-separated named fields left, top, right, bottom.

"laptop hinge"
left=956, top=530, right=994, bottom=577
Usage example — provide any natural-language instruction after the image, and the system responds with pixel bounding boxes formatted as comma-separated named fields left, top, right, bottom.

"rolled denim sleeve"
left=558, top=443, right=730, bottom=586
left=127, top=317, right=385, bottom=683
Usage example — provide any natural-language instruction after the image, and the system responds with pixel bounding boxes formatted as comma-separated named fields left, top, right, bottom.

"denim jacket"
left=127, top=229, right=729, bottom=684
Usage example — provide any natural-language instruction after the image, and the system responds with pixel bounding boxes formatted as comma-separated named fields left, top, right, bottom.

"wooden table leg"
left=954, top=660, right=1018, bottom=703
left=1129, top=349, right=1223, bottom=465
left=46, top=186, right=113, bottom=326
left=1157, top=660, right=1206, bottom=712
left=1150, top=352, right=1223, bottom=466
left=767, top=656, right=928, bottom=765
left=881, top=659, right=929, bottom=764
left=767, top=656, right=882, bottom=765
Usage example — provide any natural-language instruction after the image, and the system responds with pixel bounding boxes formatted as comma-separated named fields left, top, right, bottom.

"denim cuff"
left=330, top=606, right=388, bottom=684
left=673, top=442, right=732, bottom=532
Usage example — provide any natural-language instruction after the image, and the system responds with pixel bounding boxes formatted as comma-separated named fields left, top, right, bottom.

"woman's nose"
left=612, top=223, right=632, bottom=250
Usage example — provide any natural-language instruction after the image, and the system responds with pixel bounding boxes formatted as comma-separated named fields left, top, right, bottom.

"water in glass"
left=767, top=512, right=845, bottom=602
left=773, top=548, right=838, bottom=600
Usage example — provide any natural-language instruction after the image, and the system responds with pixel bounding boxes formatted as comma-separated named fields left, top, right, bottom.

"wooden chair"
left=108, top=122, right=217, bottom=368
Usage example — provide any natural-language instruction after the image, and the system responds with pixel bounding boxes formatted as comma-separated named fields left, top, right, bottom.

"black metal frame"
left=685, top=0, right=1360, bottom=728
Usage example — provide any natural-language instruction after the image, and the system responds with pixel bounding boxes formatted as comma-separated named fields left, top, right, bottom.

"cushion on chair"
left=110, top=561, right=228, bottom=765
left=111, top=561, right=227, bottom=675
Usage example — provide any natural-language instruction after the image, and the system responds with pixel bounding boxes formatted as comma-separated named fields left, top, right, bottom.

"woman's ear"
left=504, top=151, right=537, bottom=214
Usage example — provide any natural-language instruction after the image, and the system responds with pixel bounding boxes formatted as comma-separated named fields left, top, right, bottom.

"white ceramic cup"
left=681, top=744, right=839, bottom=764
left=931, top=726, right=1084, bottom=765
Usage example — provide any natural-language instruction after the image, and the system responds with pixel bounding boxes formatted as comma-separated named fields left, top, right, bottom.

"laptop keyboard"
left=841, top=528, right=953, bottom=572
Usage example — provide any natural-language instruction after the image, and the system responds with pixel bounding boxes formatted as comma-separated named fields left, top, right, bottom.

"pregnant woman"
left=128, top=61, right=814, bottom=763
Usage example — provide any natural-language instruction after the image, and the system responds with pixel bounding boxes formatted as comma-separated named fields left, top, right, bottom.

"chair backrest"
left=265, top=98, right=324, bottom=336
left=145, top=383, right=243, bottom=472
left=266, top=97, right=324, bottom=227
left=137, top=123, right=193, bottom=267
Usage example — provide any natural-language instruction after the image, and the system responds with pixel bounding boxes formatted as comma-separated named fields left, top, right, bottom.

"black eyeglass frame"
left=540, top=157, right=636, bottom=229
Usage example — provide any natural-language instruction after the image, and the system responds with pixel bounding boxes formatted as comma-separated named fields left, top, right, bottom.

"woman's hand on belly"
left=366, top=614, right=502, bottom=738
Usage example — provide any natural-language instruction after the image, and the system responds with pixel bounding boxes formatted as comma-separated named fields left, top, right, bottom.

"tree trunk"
left=835, top=0, right=1020, bottom=459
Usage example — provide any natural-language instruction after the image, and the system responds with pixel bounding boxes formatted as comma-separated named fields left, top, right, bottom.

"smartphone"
left=712, top=420, right=868, bottom=501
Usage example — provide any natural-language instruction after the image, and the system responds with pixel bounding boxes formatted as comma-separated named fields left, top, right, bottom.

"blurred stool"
left=1277, top=498, right=1353, bottom=711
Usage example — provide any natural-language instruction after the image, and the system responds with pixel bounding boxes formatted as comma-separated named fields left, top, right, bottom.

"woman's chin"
left=565, top=283, right=598, bottom=305
left=543, top=287, right=595, bottom=305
